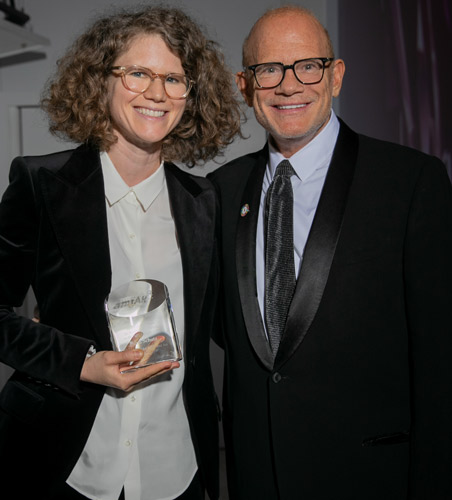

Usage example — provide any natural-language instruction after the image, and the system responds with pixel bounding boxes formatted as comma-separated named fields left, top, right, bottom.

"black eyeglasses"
left=111, top=65, right=194, bottom=99
left=246, top=57, right=334, bottom=89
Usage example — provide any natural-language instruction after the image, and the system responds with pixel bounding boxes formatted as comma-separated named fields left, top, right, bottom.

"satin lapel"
left=165, top=163, right=215, bottom=353
left=236, top=148, right=274, bottom=370
left=275, top=121, right=359, bottom=367
left=38, top=145, right=112, bottom=348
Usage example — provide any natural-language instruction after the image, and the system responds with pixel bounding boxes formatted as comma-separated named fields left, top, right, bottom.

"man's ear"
left=235, top=71, right=254, bottom=107
left=331, top=59, right=345, bottom=98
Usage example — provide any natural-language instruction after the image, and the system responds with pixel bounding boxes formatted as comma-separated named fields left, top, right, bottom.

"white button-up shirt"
left=68, top=153, right=196, bottom=500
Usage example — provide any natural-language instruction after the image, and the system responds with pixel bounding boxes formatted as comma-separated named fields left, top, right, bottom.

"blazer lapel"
left=165, top=163, right=216, bottom=352
left=236, top=147, right=274, bottom=370
left=38, top=145, right=112, bottom=348
left=275, top=121, right=359, bottom=367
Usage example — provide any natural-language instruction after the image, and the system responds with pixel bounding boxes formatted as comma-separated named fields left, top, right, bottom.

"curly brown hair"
left=41, top=5, right=243, bottom=166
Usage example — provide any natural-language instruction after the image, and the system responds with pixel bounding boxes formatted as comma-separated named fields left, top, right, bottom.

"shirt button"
left=272, top=372, right=282, bottom=384
left=135, top=273, right=141, bottom=279
left=131, top=395, right=136, bottom=402
left=124, top=440, right=132, bottom=447
left=129, top=233, right=136, bottom=239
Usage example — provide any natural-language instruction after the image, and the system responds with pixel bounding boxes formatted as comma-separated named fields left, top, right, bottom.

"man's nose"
left=277, top=67, right=304, bottom=94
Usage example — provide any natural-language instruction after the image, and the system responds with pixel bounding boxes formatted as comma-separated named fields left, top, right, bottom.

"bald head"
left=242, top=6, right=334, bottom=68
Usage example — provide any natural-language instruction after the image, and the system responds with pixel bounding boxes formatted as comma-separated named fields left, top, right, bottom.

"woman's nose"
left=142, top=77, right=167, bottom=101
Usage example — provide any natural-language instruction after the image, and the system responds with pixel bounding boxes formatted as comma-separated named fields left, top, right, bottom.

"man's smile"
left=274, top=103, right=308, bottom=110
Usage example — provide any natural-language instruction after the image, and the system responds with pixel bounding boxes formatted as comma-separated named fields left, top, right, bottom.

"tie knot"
left=275, top=160, right=295, bottom=178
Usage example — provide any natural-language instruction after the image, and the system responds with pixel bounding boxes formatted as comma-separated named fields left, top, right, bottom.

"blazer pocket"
left=0, top=380, right=44, bottom=423
left=362, top=431, right=410, bottom=447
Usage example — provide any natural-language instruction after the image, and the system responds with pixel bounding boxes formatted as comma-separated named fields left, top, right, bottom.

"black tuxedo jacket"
left=209, top=120, right=452, bottom=499
left=0, top=144, right=220, bottom=499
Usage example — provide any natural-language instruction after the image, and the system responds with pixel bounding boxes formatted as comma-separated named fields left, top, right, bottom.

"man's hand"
left=80, top=349, right=179, bottom=392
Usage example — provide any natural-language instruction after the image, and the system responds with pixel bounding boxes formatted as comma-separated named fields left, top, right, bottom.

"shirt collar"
left=268, top=110, right=340, bottom=182
left=100, top=152, right=165, bottom=211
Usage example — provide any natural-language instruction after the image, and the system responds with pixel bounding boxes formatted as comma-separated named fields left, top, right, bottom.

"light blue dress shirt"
left=256, top=111, right=341, bottom=330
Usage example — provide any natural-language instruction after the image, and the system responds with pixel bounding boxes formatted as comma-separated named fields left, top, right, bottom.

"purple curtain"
left=339, top=0, right=452, bottom=179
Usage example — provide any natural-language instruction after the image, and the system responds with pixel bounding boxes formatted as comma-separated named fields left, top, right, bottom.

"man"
left=209, top=6, right=452, bottom=500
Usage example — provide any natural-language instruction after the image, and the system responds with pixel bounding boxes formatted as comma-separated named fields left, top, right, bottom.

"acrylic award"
left=105, top=279, right=182, bottom=373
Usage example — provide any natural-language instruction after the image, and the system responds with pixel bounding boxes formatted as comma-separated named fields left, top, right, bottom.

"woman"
left=0, top=6, right=241, bottom=500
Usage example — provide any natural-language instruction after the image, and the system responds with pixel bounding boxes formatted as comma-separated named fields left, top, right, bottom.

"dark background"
left=339, top=0, right=451, bottom=179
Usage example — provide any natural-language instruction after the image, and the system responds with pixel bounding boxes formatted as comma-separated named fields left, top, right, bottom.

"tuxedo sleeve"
left=403, top=157, right=452, bottom=498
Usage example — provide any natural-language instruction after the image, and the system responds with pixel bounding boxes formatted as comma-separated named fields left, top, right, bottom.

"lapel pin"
left=240, top=204, right=250, bottom=217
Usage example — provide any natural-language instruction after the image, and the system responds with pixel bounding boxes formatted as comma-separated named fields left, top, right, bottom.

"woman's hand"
left=80, top=348, right=179, bottom=392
